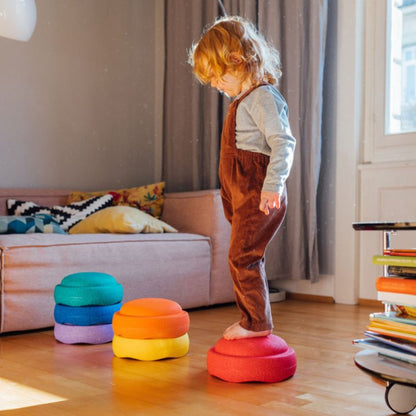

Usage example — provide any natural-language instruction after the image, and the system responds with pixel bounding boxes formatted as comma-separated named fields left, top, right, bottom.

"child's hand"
left=259, top=192, right=281, bottom=215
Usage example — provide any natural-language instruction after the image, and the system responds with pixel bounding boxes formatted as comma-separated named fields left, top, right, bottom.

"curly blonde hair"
left=188, top=16, right=282, bottom=86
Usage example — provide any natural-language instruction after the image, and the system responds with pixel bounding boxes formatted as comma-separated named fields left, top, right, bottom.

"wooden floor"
left=0, top=300, right=411, bottom=416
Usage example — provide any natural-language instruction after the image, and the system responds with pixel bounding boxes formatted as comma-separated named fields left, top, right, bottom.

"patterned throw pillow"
left=7, top=195, right=113, bottom=231
left=0, top=214, right=66, bottom=234
left=66, top=182, right=165, bottom=219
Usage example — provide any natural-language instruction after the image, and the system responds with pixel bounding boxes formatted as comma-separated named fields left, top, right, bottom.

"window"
left=364, top=0, right=416, bottom=163
left=386, top=0, right=416, bottom=134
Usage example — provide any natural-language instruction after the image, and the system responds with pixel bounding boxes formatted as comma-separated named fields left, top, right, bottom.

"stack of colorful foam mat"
left=112, top=298, right=190, bottom=360
left=54, top=272, right=123, bottom=344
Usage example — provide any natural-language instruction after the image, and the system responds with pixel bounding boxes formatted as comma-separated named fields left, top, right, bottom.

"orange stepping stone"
left=112, top=298, right=190, bottom=339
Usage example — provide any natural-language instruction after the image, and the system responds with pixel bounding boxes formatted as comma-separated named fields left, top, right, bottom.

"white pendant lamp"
left=0, top=0, right=37, bottom=42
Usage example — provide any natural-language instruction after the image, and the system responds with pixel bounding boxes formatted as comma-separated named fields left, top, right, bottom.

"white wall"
left=358, top=164, right=416, bottom=300
left=0, top=0, right=159, bottom=191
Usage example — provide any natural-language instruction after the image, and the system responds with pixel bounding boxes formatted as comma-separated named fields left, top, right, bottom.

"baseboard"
left=285, top=295, right=384, bottom=308
left=358, top=298, right=383, bottom=308
left=286, top=292, right=335, bottom=304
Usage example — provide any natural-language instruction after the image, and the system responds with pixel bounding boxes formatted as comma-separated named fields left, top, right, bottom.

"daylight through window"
left=386, top=0, right=416, bottom=134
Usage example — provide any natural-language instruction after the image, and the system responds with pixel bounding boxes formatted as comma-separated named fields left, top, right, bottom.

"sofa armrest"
left=162, top=189, right=227, bottom=237
left=162, top=189, right=234, bottom=304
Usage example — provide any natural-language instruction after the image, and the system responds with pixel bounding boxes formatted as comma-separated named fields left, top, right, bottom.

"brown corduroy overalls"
left=219, top=84, right=287, bottom=332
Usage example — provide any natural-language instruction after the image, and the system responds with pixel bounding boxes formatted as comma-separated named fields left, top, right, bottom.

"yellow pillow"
left=67, top=182, right=165, bottom=218
left=68, top=206, right=177, bottom=234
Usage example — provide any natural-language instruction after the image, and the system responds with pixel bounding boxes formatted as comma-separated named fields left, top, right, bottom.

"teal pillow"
left=0, top=214, right=66, bottom=234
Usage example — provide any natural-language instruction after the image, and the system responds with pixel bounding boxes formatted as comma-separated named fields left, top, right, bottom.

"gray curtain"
left=163, top=0, right=223, bottom=191
left=163, top=0, right=328, bottom=282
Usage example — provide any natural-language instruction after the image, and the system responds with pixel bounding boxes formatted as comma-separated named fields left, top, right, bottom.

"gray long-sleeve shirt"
left=235, top=84, right=296, bottom=195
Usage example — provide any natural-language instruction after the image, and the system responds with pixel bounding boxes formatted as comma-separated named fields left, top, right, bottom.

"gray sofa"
left=0, top=188, right=234, bottom=333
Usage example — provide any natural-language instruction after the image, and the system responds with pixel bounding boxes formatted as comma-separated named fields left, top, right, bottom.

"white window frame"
left=363, top=0, right=416, bottom=163
left=403, top=45, right=416, bottom=104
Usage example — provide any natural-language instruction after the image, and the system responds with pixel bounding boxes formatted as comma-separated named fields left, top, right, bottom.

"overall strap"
left=220, top=83, right=269, bottom=156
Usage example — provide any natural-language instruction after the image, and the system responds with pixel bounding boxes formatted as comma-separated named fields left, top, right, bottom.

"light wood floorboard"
left=0, top=300, right=410, bottom=415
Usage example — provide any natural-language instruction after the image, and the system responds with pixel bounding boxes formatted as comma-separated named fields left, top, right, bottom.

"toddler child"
left=189, top=16, right=296, bottom=340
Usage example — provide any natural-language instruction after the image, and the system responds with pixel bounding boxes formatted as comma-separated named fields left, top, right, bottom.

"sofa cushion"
left=69, top=206, right=177, bottom=234
left=7, top=195, right=113, bottom=231
left=0, top=232, right=212, bottom=333
left=0, top=214, right=65, bottom=234
left=67, top=182, right=165, bottom=219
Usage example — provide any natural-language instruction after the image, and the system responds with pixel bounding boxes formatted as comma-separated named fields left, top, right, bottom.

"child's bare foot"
left=223, top=322, right=272, bottom=340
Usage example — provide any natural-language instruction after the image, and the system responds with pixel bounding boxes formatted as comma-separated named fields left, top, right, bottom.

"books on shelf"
left=370, top=311, right=416, bottom=326
left=353, top=227, right=416, bottom=366
left=384, top=248, right=416, bottom=257
left=387, top=265, right=416, bottom=277
left=354, top=314, right=416, bottom=363
left=365, top=330, right=416, bottom=354
left=361, top=271, right=416, bottom=362
left=377, top=291, right=416, bottom=307
left=375, top=248, right=416, bottom=277
left=353, top=338, right=416, bottom=365
left=373, top=254, right=416, bottom=267
left=376, top=276, right=416, bottom=295
left=367, top=312, right=416, bottom=340
left=367, top=320, right=416, bottom=342
left=400, top=305, right=416, bottom=317
left=365, top=323, right=416, bottom=342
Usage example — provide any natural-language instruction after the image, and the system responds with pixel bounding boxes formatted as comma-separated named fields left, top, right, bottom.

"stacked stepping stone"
left=112, top=298, right=190, bottom=361
left=54, top=272, right=123, bottom=344
left=207, top=334, right=297, bottom=383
